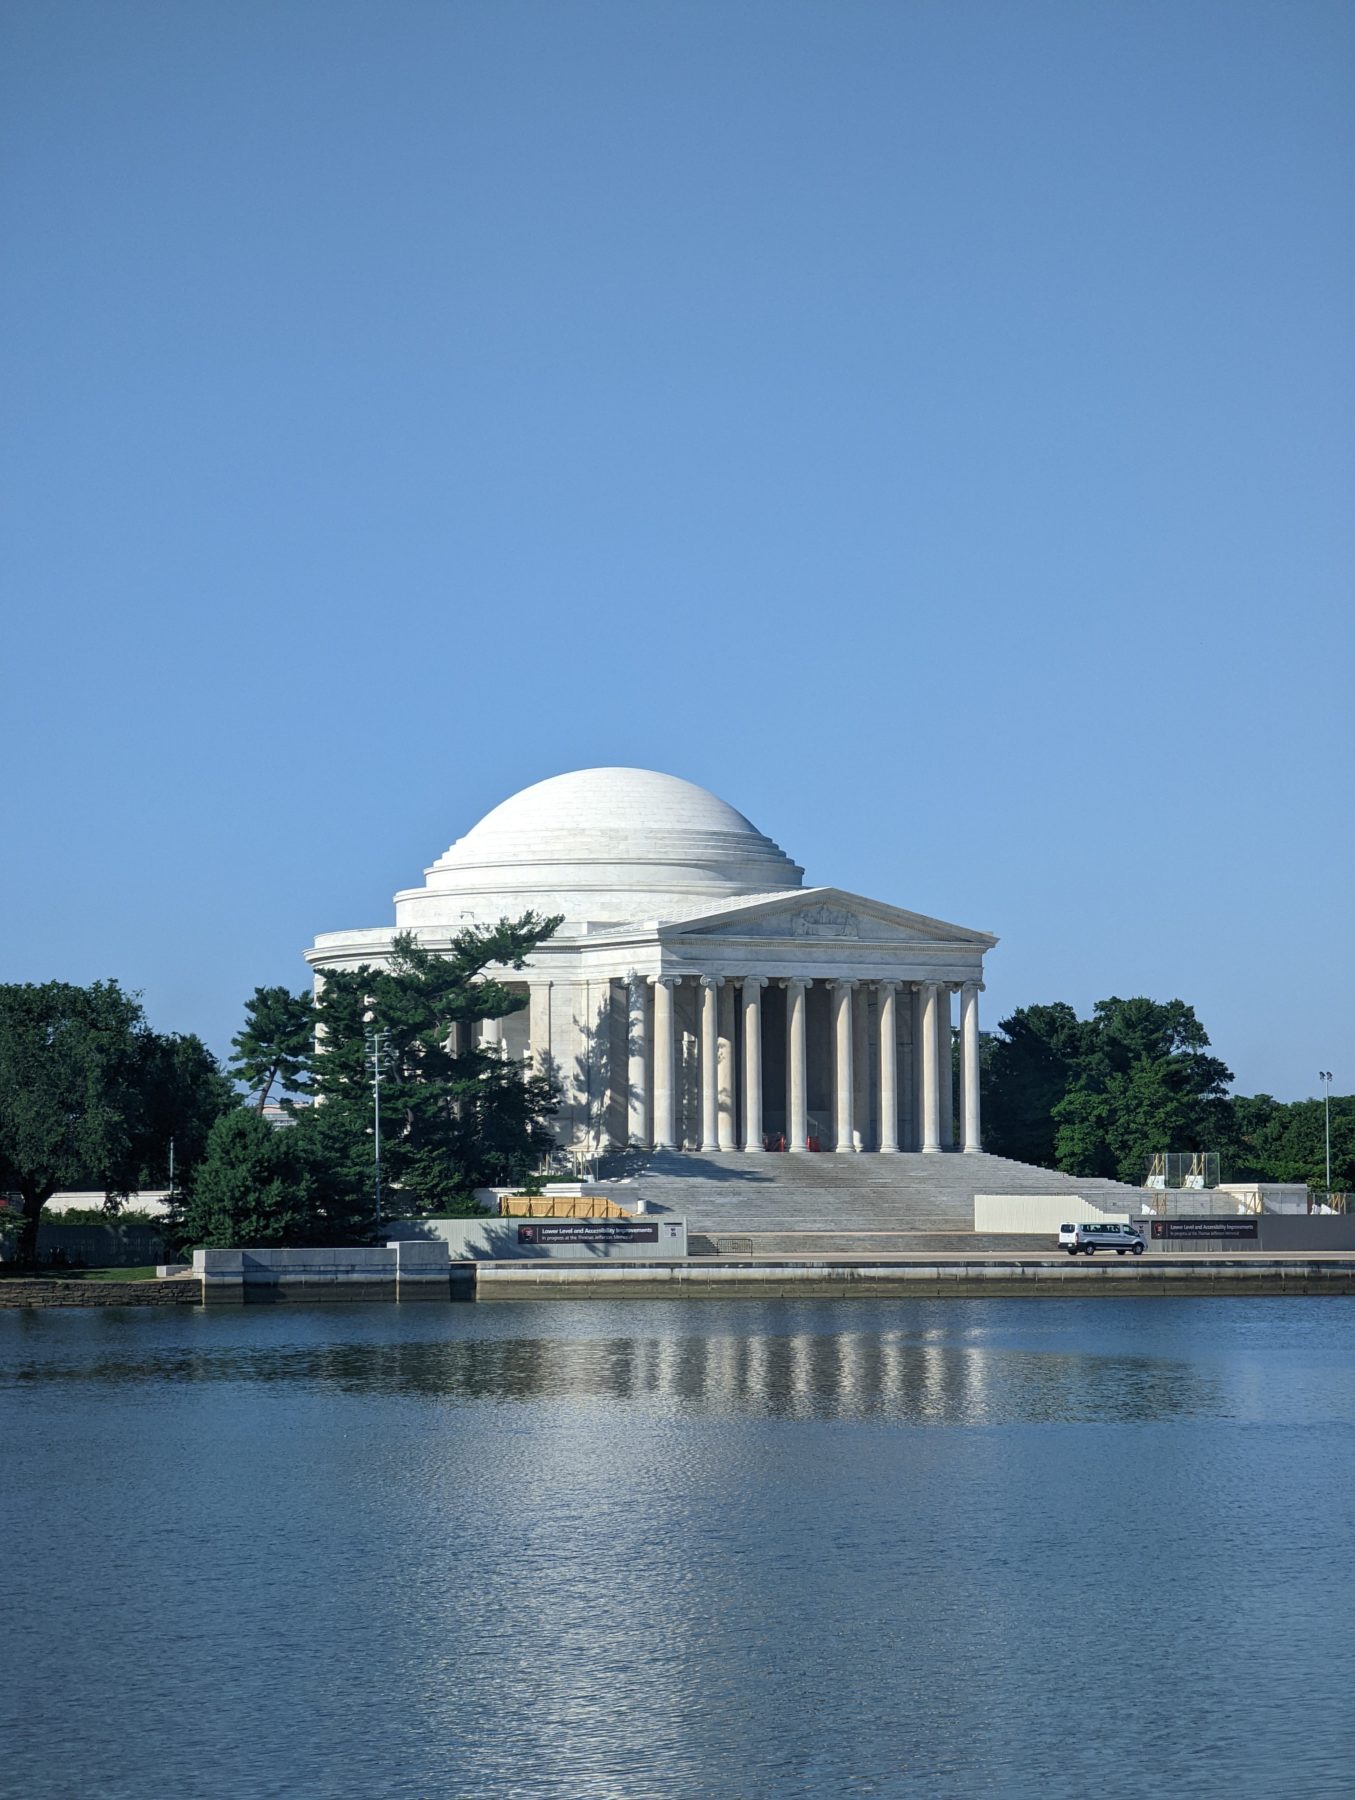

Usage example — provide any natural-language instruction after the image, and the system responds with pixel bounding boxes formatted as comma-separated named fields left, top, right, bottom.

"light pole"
left=1319, top=1070, right=1334, bottom=1198
left=365, top=1028, right=392, bottom=1229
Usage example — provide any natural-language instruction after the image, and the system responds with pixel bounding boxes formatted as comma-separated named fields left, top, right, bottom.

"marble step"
left=597, top=1147, right=1144, bottom=1233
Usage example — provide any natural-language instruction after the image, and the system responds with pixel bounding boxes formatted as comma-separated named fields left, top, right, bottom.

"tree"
left=1052, top=996, right=1234, bottom=1184
left=0, top=981, right=238, bottom=1264
left=0, top=982, right=144, bottom=1263
left=130, top=1030, right=239, bottom=1190
left=1232, top=1093, right=1355, bottom=1195
left=229, top=986, right=313, bottom=1110
left=171, top=1110, right=335, bottom=1249
left=310, top=917, right=561, bottom=1213
left=981, top=1002, right=1090, bottom=1167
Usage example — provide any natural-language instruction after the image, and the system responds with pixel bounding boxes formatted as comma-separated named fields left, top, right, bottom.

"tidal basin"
left=4, top=1298, right=1354, bottom=1799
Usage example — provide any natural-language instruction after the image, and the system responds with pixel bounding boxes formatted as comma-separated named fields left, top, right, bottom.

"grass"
left=0, top=1265, right=162, bottom=1282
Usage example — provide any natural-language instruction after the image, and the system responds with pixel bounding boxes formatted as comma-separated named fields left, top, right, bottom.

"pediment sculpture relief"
left=789, top=905, right=861, bottom=940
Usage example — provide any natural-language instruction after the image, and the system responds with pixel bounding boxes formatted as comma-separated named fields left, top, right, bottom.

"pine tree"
left=309, top=916, right=562, bottom=1214
left=229, top=986, right=314, bottom=1109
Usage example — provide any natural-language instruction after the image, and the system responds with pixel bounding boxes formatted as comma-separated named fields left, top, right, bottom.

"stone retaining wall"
left=0, top=1278, right=200, bottom=1308
left=386, top=1216, right=688, bottom=1259
left=4, top=1259, right=1355, bottom=1306
left=474, top=1259, right=1355, bottom=1300
left=195, top=1242, right=456, bottom=1302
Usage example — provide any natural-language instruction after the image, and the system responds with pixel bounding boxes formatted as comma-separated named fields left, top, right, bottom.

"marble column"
left=742, top=978, right=767, bottom=1151
left=920, top=981, right=941, bottom=1153
left=700, top=976, right=722, bottom=1151
left=831, top=980, right=858, bottom=1152
left=878, top=982, right=899, bottom=1153
left=961, top=981, right=982, bottom=1154
left=852, top=981, right=872, bottom=1149
left=909, top=983, right=925, bottom=1151
left=481, top=1015, right=502, bottom=1050
left=650, top=976, right=677, bottom=1150
left=717, top=981, right=738, bottom=1149
left=442, top=1011, right=464, bottom=1119
left=584, top=980, right=610, bottom=1153
left=938, top=986, right=955, bottom=1150
left=785, top=978, right=808, bottom=1151
left=528, top=981, right=552, bottom=1074
left=626, top=973, right=649, bottom=1148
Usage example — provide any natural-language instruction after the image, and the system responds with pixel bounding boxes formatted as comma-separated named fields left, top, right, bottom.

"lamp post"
left=1319, top=1070, right=1334, bottom=1199
left=365, top=1028, right=392, bottom=1229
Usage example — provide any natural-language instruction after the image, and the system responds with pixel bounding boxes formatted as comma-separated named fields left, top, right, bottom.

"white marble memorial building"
left=306, top=768, right=996, bottom=1157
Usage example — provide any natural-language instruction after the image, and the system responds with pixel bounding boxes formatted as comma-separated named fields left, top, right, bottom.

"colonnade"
left=634, top=974, right=982, bottom=1156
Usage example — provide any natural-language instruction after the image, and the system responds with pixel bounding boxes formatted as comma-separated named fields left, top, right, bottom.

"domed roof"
left=396, top=767, right=804, bottom=928
left=457, top=767, right=768, bottom=850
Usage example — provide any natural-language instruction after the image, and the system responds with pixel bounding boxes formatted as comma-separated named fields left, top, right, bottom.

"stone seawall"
left=0, top=1278, right=200, bottom=1308
left=4, top=1259, right=1355, bottom=1306
left=473, top=1258, right=1355, bottom=1300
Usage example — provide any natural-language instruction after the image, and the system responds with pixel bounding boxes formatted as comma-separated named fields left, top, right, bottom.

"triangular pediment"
left=658, top=887, right=997, bottom=948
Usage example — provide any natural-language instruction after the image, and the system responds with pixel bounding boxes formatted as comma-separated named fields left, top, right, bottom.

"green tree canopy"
left=165, top=916, right=563, bottom=1253
left=171, top=1108, right=373, bottom=1250
left=0, top=980, right=235, bottom=1263
left=981, top=1001, right=1091, bottom=1166
left=229, top=985, right=313, bottom=1109
left=132, top=1030, right=238, bottom=1188
left=1052, top=997, right=1234, bottom=1184
left=981, top=994, right=1242, bottom=1185
left=1232, top=1093, right=1355, bottom=1194
left=310, top=917, right=562, bottom=1214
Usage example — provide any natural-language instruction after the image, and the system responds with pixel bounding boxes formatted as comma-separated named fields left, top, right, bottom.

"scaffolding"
left=1144, top=1151, right=1220, bottom=1191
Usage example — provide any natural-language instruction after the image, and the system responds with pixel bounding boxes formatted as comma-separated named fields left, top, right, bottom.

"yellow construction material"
left=498, top=1194, right=631, bottom=1219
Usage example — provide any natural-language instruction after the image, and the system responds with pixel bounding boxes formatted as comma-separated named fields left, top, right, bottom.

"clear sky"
left=3, top=0, right=1351, bottom=1101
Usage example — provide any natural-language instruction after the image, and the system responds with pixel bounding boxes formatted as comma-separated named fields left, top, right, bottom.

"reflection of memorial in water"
left=146, top=1330, right=1224, bottom=1424
left=17, top=1321, right=1222, bottom=1424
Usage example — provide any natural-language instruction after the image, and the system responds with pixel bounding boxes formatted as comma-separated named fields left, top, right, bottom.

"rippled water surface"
left=4, top=1297, right=1354, bottom=1799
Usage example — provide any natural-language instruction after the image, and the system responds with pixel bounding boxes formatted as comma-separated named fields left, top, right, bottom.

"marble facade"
left=306, top=768, right=996, bottom=1155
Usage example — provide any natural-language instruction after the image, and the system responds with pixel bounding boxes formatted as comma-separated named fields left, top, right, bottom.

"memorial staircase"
left=596, top=1148, right=1145, bottom=1256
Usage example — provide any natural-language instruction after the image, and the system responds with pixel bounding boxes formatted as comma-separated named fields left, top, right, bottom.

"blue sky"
left=3, top=0, right=1351, bottom=1100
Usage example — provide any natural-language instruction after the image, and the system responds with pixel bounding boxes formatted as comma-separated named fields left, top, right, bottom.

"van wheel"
left=1084, top=1245, right=1095, bottom=1255
left=1116, top=1247, right=1126, bottom=1255
left=1066, top=1248, right=1077, bottom=1257
left=1132, top=1242, right=1144, bottom=1256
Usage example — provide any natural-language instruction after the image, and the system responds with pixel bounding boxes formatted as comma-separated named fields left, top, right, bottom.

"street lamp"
left=1319, top=1070, right=1334, bottom=1198
left=364, top=1028, right=393, bottom=1229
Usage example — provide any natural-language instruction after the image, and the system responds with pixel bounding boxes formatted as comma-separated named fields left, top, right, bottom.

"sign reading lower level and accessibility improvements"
left=1150, top=1219, right=1259, bottom=1240
left=517, top=1221, right=661, bottom=1246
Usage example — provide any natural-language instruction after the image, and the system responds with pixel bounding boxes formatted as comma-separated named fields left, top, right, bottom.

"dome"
left=394, top=767, right=804, bottom=931
left=454, top=768, right=769, bottom=850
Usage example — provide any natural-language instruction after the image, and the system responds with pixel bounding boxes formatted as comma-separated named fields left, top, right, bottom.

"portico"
left=307, top=767, right=997, bottom=1158
left=620, top=970, right=985, bottom=1154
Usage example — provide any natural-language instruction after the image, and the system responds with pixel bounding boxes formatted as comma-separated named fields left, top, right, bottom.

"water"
left=3, top=1298, right=1353, bottom=1800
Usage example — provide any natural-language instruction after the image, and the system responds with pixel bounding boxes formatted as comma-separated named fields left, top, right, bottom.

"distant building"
left=306, top=768, right=995, bottom=1156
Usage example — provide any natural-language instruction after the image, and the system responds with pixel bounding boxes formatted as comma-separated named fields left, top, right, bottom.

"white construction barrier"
left=973, top=1194, right=1130, bottom=1235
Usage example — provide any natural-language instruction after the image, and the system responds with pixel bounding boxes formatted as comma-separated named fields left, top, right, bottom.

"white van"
left=1058, top=1221, right=1145, bottom=1256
